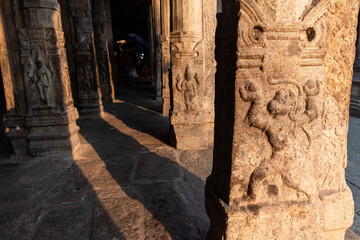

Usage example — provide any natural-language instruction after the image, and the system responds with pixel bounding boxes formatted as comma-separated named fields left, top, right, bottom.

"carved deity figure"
left=239, top=78, right=320, bottom=202
left=176, top=65, right=200, bottom=111
left=79, top=64, right=92, bottom=93
left=98, top=63, right=107, bottom=84
left=32, top=60, right=51, bottom=106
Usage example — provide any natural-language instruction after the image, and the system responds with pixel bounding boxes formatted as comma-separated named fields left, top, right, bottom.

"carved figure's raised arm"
left=176, top=74, right=182, bottom=92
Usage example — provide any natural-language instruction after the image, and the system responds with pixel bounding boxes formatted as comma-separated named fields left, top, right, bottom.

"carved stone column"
left=92, top=0, right=114, bottom=103
left=1, top=0, right=80, bottom=156
left=350, top=10, right=360, bottom=117
left=169, top=0, right=216, bottom=150
left=66, top=0, right=103, bottom=118
left=354, top=13, right=360, bottom=70
left=153, top=0, right=162, bottom=101
left=205, top=0, right=359, bottom=239
left=0, top=0, right=28, bottom=155
left=104, top=0, right=118, bottom=96
left=161, top=0, right=171, bottom=116
left=148, top=3, right=156, bottom=90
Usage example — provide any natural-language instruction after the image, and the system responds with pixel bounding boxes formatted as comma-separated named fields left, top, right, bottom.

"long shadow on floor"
left=104, top=101, right=170, bottom=146
left=0, top=154, right=126, bottom=240
left=78, top=111, right=209, bottom=239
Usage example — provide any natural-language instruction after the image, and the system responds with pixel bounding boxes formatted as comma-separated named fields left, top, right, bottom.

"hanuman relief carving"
left=239, top=77, right=320, bottom=202
left=176, top=65, right=200, bottom=111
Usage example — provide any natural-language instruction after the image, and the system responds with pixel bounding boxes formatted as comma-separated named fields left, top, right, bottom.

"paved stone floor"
left=0, top=78, right=359, bottom=239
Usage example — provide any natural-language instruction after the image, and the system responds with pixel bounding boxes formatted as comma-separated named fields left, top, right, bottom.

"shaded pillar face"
left=169, top=0, right=217, bottom=150
left=350, top=10, right=360, bottom=117
left=1, top=0, right=80, bottom=156
left=66, top=0, right=103, bottom=118
left=206, top=0, right=359, bottom=239
left=161, top=0, right=171, bottom=116
left=154, top=0, right=162, bottom=101
left=92, top=0, right=115, bottom=103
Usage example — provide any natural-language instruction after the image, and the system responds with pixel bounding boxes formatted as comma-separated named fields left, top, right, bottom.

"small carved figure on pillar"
left=79, top=64, right=93, bottom=93
left=99, top=63, right=107, bottom=84
left=32, top=60, right=51, bottom=107
left=176, top=65, right=200, bottom=111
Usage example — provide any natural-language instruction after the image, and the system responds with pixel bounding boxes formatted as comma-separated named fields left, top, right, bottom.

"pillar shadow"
left=78, top=113, right=209, bottom=239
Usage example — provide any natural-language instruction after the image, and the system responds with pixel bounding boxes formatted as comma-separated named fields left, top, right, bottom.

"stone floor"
left=0, top=78, right=359, bottom=239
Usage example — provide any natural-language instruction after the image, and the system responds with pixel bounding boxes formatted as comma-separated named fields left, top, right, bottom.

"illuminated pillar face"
left=168, top=0, right=216, bottom=150
left=205, top=0, right=359, bottom=239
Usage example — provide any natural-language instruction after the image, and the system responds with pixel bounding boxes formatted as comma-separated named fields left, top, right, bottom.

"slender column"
left=66, top=0, right=103, bottom=118
left=350, top=11, right=360, bottom=117
left=354, top=13, right=360, bottom=70
left=92, top=0, right=115, bottom=103
left=205, top=0, right=359, bottom=239
left=169, top=0, right=216, bottom=150
left=1, top=0, right=80, bottom=156
left=148, top=4, right=156, bottom=90
left=161, top=0, right=171, bottom=116
left=0, top=0, right=28, bottom=155
left=104, top=0, right=118, bottom=96
left=154, top=0, right=162, bottom=101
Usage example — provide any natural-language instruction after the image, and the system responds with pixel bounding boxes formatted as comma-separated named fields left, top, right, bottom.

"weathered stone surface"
left=92, top=0, right=115, bottom=104
left=0, top=0, right=80, bottom=157
left=169, top=0, right=217, bottom=150
left=61, top=0, right=104, bottom=118
left=33, top=204, right=93, bottom=240
left=206, top=0, right=359, bottom=239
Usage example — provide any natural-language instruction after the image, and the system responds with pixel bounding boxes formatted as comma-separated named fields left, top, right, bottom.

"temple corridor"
left=0, top=82, right=359, bottom=239
left=0, top=85, right=213, bottom=239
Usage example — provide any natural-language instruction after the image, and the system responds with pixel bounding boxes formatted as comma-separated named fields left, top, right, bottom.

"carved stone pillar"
left=205, top=0, right=359, bottom=239
left=161, top=0, right=171, bottom=116
left=104, top=0, right=118, bottom=95
left=1, top=0, right=80, bottom=156
left=169, top=0, right=216, bottom=150
left=0, top=0, right=28, bottom=155
left=148, top=4, right=156, bottom=90
left=354, top=13, right=360, bottom=70
left=92, top=0, right=114, bottom=103
left=66, top=0, right=103, bottom=118
left=153, top=0, right=162, bottom=101
left=350, top=10, right=360, bottom=117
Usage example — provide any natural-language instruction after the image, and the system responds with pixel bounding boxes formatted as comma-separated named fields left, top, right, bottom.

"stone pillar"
left=205, top=0, right=359, bottom=239
left=350, top=10, right=360, bottom=117
left=0, top=0, right=28, bottom=155
left=1, top=0, right=80, bottom=157
left=148, top=3, right=156, bottom=90
left=104, top=0, right=118, bottom=96
left=153, top=0, right=162, bottom=101
left=354, top=12, right=360, bottom=70
left=161, top=0, right=171, bottom=116
left=92, top=0, right=115, bottom=103
left=66, top=0, right=103, bottom=118
left=169, top=0, right=216, bottom=150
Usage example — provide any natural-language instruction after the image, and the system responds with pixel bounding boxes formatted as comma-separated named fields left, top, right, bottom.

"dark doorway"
left=0, top=67, right=14, bottom=158
left=110, top=0, right=153, bottom=97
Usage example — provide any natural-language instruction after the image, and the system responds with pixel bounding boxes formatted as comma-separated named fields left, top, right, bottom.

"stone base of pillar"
left=155, top=96, right=163, bottom=102
left=4, top=115, right=28, bottom=156
left=77, top=93, right=104, bottom=119
left=169, top=111, right=214, bottom=150
left=205, top=183, right=354, bottom=240
left=162, top=97, right=171, bottom=117
left=322, top=188, right=354, bottom=240
left=25, top=107, right=80, bottom=157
